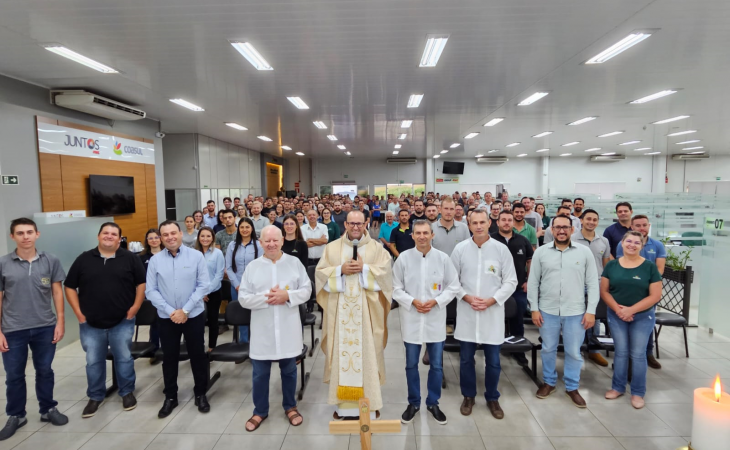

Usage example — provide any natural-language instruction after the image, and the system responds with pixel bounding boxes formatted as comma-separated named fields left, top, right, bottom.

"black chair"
left=295, top=304, right=311, bottom=400
left=501, top=297, right=542, bottom=387
left=105, top=300, right=159, bottom=397
left=218, top=279, right=232, bottom=327
left=654, top=311, right=689, bottom=358
left=306, top=265, right=324, bottom=330
left=206, top=301, right=252, bottom=391
left=588, top=300, right=614, bottom=356
left=443, top=299, right=460, bottom=353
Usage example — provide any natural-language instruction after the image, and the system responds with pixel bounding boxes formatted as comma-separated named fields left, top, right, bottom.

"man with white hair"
left=240, top=226, right=312, bottom=432
left=378, top=211, right=398, bottom=252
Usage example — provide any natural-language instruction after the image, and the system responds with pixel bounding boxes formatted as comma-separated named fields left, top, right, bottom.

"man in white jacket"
left=239, top=226, right=312, bottom=432
left=393, top=220, right=460, bottom=426
left=450, top=209, right=517, bottom=420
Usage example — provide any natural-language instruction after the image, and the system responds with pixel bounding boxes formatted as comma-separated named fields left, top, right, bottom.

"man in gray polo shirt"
left=0, top=218, right=69, bottom=440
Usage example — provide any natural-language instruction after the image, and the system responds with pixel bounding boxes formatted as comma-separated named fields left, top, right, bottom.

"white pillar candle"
left=691, top=387, right=730, bottom=450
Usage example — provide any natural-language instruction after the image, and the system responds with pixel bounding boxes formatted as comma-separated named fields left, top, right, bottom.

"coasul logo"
left=123, top=145, right=144, bottom=156
left=64, top=134, right=100, bottom=154
left=113, top=142, right=122, bottom=155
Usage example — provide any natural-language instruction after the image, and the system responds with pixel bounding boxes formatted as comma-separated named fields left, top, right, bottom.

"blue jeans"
left=232, top=286, right=249, bottom=343
left=608, top=308, right=655, bottom=397
left=508, top=289, right=528, bottom=337
left=539, top=311, right=585, bottom=392
left=404, top=341, right=444, bottom=407
left=79, top=318, right=136, bottom=401
left=251, top=358, right=297, bottom=417
left=2, top=325, right=58, bottom=417
left=459, top=341, right=501, bottom=401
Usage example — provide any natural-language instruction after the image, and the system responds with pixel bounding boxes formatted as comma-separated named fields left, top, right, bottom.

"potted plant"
left=660, top=237, right=694, bottom=283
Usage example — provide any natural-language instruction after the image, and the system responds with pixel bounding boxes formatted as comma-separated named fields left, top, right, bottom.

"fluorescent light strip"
left=394, top=144, right=402, bottom=149
left=667, top=130, right=697, bottom=137
left=407, top=94, right=424, bottom=108
left=619, top=140, right=641, bottom=146
left=560, top=153, right=572, bottom=156
left=225, top=122, right=248, bottom=131
left=337, top=145, right=346, bottom=150
left=281, top=146, right=292, bottom=150
left=170, top=99, right=205, bottom=111
left=518, top=92, right=549, bottom=106
left=450, top=143, right=460, bottom=148
left=398, top=133, right=407, bottom=140
left=584, top=148, right=602, bottom=152
left=598, top=131, right=623, bottom=137
left=633, top=147, right=652, bottom=151
left=326, top=135, right=338, bottom=141
left=419, top=34, right=449, bottom=67
left=295, top=152, right=305, bottom=156
left=475, top=154, right=484, bottom=158
left=562, top=141, right=580, bottom=147
left=43, top=46, right=118, bottom=73
left=484, top=118, right=504, bottom=127
left=229, top=41, right=273, bottom=70
left=433, top=155, right=440, bottom=158
left=646, top=152, right=661, bottom=155
left=567, top=116, right=597, bottom=126
left=401, top=120, right=412, bottom=128
left=393, top=151, right=399, bottom=155
left=464, top=132, right=479, bottom=139
left=313, top=121, right=327, bottom=129
left=506, top=142, right=520, bottom=147
left=683, top=146, right=704, bottom=150
left=675, top=140, right=700, bottom=145
left=536, top=149, right=550, bottom=153
left=440, top=150, right=448, bottom=154
left=585, top=32, right=653, bottom=64
left=630, top=89, right=678, bottom=104
left=601, top=152, right=617, bottom=156
left=532, top=131, right=553, bottom=138
left=652, top=115, right=690, bottom=124
left=517, top=154, right=527, bottom=157
left=257, top=135, right=272, bottom=141
left=345, top=151, right=351, bottom=156
left=286, top=97, right=309, bottom=109
left=488, top=149, right=499, bottom=153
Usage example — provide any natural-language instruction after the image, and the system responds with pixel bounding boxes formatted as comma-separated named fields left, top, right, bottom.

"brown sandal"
left=245, top=414, right=267, bottom=432
left=285, top=407, right=303, bottom=426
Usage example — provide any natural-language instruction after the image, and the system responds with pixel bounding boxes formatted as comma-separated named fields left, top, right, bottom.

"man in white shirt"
left=301, top=209, right=329, bottom=266
left=239, top=226, right=312, bottom=432
left=249, top=201, right=267, bottom=239
left=393, top=220, right=460, bottom=426
left=450, top=209, right=517, bottom=420
left=203, top=200, right=218, bottom=228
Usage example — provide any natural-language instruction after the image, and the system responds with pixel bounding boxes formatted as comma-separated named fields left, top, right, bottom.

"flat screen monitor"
left=442, top=161, right=465, bottom=175
left=89, top=175, right=136, bottom=216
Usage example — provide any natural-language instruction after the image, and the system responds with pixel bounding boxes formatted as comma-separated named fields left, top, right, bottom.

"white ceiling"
left=1, top=0, right=728, bottom=160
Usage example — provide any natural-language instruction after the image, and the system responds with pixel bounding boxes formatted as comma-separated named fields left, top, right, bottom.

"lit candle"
left=690, top=376, right=730, bottom=450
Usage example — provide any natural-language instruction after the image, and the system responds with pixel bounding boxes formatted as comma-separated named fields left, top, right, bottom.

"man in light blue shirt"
left=146, top=220, right=211, bottom=419
left=378, top=211, right=398, bottom=250
left=202, top=200, right=218, bottom=229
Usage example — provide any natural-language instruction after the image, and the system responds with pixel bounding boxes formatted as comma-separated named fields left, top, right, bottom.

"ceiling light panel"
left=630, top=89, right=678, bottom=104
left=450, top=143, right=460, bottom=148
left=619, top=140, right=641, bottom=145
left=667, top=130, right=697, bottom=137
left=567, top=116, right=597, bottom=126
left=464, top=132, right=479, bottom=139
left=345, top=151, right=351, bottom=155
left=407, top=94, right=424, bottom=108
left=517, top=154, right=527, bottom=157
left=683, top=146, right=704, bottom=150
left=532, top=131, right=553, bottom=138
left=229, top=41, right=273, bottom=70
left=419, top=34, right=449, bottom=67
left=313, top=121, right=327, bottom=129
left=675, top=140, right=700, bottom=145
left=337, top=145, right=346, bottom=150
left=488, top=149, right=499, bottom=153
left=584, top=31, right=654, bottom=64
left=281, top=145, right=292, bottom=150
left=652, top=115, right=690, bottom=124
left=326, top=135, right=338, bottom=141
left=560, top=153, right=572, bottom=156
left=257, top=135, right=272, bottom=141
left=484, top=118, right=504, bottom=127
left=646, top=152, right=661, bottom=155
left=43, top=45, right=118, bottom=73
left=584, top=148, right=602, bottom=152
left=401, top=120, right=413, bottom=128
left=506, top=142, right=521, bottom=147
left=518, top=92, right=549, bottom=106
left=225, top=122, right=248, bottom=131
left=286, top=97, right=309, bottom=109
left=598, top=131, right=623, bottom=137
left=392, top=151, right=399, bottom=155
left=536, top=149, right=550, bottom=153
left=633, top=147, right=652, bottom=151
left=562, top=141, right=580, bottom=146
left=295, top=152, right=305, bottom=156
left=398, top=133, right=407, bottom=140
left=170, top=99, right=205, bottom=111
left=601, top=152, right=617, bottom=156
left=440, top=150, right=448, bottom=154
left=394, top=144, right=402, bottom=149
left=433, top=155, right=440, bottom=158
left=475, top=154, right=484, bottom=158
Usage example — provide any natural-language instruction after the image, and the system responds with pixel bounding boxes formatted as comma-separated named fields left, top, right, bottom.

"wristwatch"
left=182, top=309, right=189, bottom=317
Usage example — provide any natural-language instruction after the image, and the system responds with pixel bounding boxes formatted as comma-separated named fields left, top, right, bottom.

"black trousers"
left=308, top=258, right=320, bottom=267
left=158, top=313, right=208, bottom=399
left=205, top=289, right=222, bottom=349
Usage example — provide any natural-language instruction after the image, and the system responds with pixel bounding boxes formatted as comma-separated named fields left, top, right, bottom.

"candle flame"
left=715, top=375, right=722, bottom=402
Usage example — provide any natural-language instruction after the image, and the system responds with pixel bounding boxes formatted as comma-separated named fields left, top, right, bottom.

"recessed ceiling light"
left=313, top=121, right=327, bottom=129
left=170, top=99, right=205, bottom=111
left=295, top=152, right=304, bottom=156
left=464, top=132, right=480, bottom=139
left=42, top=45, right=118, bottom=73
left=560, top=153, right=572, bottom=156
left=688, top=151, right=705, bottom=154
left=567, top=117, right=597, bottom=126
left=327, top=135, right=338, bottom=141
left=407, top=94, right=424, bottom=108
left=584, top=31, right=654, bottom=64
left=484, top=118, right=504, bottom=127
left=601, top=152, right=617, bottom=156
left=398, top=133, right=407, bottom=140
left=229, top=41, right=273, bottom=70
left=286, top=97, right=309, bottom=109
left=225, top=122, right=248, bottom=131
left=536, top=148, right=550, bottom=153
left=619, top=140, right=641, bottom=146
left=633, top=147, right=652, bottom=151
left=584, top=148, right=602, bottom=152
left=532, top=131, right=553, bottom=138
left=630, top=89, right=678, bottom=104
left=675, top=140, right=700, bottom=145
left=433, top=155, right=440, bottom=158
left=518, top=92, right=549, bottom=106
left=345, top=151, right=351, bottom=155
left=450, top=143, right=460, bottom=148
left=652, top=115, right=690, bottom=124
left=517, top=154, right=527, bottom=157
left=683, top=146, right=704, bottom=151
left=598, top=131, right=623, bottom=137
left=440, top=150, right=448, bottom=154
left=257, top=135, right=272, bottom=141
left=337, top=145, right=346, bottom=150
left=667, top=130, right=697, bottom=137
left=392, top=150, right=399, bottom=155
left=506, top=142, right=521, bottom=147
left=419, top=34, right=449, bottom=67
left=488, top=149, right=499, bottom=153
left=394, top=144, right=402, bottom=149
left=281, top=145, right=292, bottom=150
left=562, top=141, right=580, bottom=147
left=475, top=154, right=484, bottom=158
left=401, top=120, right=413, bottom=128
left=646, top=152, right=661, bottom=155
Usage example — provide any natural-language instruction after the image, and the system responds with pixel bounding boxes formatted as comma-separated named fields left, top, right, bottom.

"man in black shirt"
left=488, top=203, right=501, bottom=235
left=64, top=223, right=146, bottom=418
left=409, top=200, right=426, bottom=225
left=389, top=209, right=415, bottom=258
left=490, top=211, right=533, bottom=366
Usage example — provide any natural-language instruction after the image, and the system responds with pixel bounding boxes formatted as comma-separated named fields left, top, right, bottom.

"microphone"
left=352, top=239, right=360, bottom=261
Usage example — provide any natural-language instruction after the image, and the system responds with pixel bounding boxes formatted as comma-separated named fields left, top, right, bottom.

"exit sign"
left=1, top=175, right=18, bottom=185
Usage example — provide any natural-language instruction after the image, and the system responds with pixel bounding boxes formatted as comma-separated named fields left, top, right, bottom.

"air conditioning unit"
left=51, top=90, right=146, bottom=121
left=477, top=157, right=508, bottom=164
left=590, top=155, right=626, bottom=162
left=672, top=154, right=710, bottom=161
left=386, top=158, right=417, bottom=164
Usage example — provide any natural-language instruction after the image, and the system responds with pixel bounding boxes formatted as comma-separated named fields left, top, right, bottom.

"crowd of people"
left=0, top=189, right=668, bottom=439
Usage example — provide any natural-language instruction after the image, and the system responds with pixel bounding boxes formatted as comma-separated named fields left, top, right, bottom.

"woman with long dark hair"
left=192, top=210, right=204, bottom=230
left=195, top=227, right=225, bottom=352
left=321, top=208, right=341, bottom=242
left=139, top=229, right=164, bottom=359
left=213, top=209, right=226, bottom=234
left=536, top=203, right=549, bottom=246
left=225, top=217, right=263, bottom=343
left=281, top=214, right=308, bottom=267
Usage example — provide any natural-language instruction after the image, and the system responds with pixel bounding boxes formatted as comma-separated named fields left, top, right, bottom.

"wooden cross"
left=329, top=398, right=402, bottom=450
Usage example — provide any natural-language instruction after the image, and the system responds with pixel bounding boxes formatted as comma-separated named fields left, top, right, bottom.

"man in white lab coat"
left=450, top=209, right=517, bottom=420
left=239, top=226, right=312, bottom=432
left=393, top=220, right=460, bottom=426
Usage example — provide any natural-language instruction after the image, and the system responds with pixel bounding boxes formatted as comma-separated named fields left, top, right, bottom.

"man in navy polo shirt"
left=603, top=201, right=633, bottom=258
left=389, top=209, right=415, bottom=258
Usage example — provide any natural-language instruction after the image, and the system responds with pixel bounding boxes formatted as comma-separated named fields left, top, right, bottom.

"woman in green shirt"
left=600, top=231, right=662, bottom=410
left=321, top=208, right=341, bottom=242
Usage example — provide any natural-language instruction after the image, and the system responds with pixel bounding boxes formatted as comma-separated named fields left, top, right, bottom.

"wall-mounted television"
left=89, top=175, right=136, bottom=216
left=442, top=161, right=465, bottom=175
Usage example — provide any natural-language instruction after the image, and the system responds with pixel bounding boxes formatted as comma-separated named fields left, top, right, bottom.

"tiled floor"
left=2, top=312, right=729, bottom=450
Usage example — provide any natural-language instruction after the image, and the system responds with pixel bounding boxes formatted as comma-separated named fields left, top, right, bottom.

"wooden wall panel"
left=39, top=153, right=64, bottom=211
left=145, top=164, right=158, bottom=230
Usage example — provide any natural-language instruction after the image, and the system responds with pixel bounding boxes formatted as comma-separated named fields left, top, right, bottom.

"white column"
left=541, top=156, right=550, bottom=197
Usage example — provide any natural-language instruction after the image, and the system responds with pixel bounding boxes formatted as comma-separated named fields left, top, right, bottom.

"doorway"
left=266, top=162, right=283, bottom=197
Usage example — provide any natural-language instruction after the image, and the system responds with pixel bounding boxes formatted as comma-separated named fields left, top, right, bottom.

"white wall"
left=666, top=156, right=730, bottom=193
left=547, top=157, right=656, bottom=195
left=434, top=158, right=542, bottom=196
left=311, top=158, right=426, bottom=194
left=286, top=157, right=312, bottom=195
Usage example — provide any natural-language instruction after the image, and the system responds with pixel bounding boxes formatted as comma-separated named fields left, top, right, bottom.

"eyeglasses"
left=347, top=222, right=365, bottom=228
left=553, top=226, right=572, bottom=231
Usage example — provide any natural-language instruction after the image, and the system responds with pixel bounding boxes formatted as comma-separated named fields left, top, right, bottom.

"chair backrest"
left=298, top=304, right=307, bottom=328
left=220, top=279, right=232, bottom=302
left=594, top=299, right=608, bottom=320
left=135, top=300, right=158, bottom=326
left=502, top=297, right=517, bottom=319
left=446, top=298, right=458, bottom=320
left=307, top=265, right=317, bottom=300
left=225, top=301, right=251, bottom=327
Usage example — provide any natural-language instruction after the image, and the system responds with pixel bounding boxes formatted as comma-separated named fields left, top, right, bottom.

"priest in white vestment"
left=315, top=210, right=393, bottom=418
left=239, top=226, right=312, bottom=432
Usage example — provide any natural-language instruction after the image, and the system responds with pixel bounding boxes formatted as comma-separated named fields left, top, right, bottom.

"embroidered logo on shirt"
left=647, top=249, right=656, bottom=254
left=285, top=285, right=290, bottom=290
left=40, top=277, right=50, bottom=285
left=432, top=283, right=441, bottom=291
left=488, top=265, right=496, bottom=273
left=517, top=249, right=523, bottom=255
left=633, top=275, right=641, bottom=280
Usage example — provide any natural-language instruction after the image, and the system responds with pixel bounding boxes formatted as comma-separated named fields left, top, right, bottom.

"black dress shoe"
left=400, top=404, right=419, bottom=424
left=195, top=395, right=211, bottom=413
left=158, top=398, right=179, bottom=418
left=427, top=405, right=448, bottom=425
